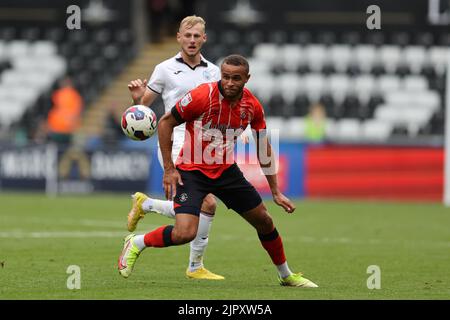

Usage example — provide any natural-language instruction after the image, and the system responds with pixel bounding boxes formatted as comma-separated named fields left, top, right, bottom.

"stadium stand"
left=203, top=29, right=448, bottom=143
left=0, top=25, right=135, bottom=142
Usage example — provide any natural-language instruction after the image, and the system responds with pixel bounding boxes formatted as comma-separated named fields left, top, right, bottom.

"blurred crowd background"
left=0, top=0, right=448, bottom=201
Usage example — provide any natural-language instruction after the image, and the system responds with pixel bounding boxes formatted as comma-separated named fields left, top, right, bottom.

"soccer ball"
left=121, top=105, right=157, bottom=141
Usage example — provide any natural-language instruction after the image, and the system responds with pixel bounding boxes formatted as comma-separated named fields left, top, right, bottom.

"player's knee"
left=201, top=194, right=217, bottom=214
left=172, top=226, right=197, bottom=244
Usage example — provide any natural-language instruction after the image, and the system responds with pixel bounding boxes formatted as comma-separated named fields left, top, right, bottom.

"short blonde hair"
left=179, top=15, right=206, bottom=32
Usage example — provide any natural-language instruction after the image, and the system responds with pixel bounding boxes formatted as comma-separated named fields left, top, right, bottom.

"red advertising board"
left=305, top=146, right=443, bottom=201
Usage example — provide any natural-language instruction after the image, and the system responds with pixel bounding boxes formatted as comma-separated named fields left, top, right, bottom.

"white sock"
left=276, top=261, right=293, bottom=279
left=142, top=198, right=175, bottom=219
left=188, top=212, right=214, bottom=272
left=133, top=235, right=146, bottom=251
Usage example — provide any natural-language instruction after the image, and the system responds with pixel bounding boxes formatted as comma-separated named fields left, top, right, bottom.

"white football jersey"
left=147, top=52, right=220, bottom=163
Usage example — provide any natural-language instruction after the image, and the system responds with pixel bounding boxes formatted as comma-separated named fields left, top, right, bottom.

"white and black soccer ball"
left=121, top=105, right=157, bottom=141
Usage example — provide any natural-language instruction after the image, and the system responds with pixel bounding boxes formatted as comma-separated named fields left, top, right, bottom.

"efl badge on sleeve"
left=180, top=93, right=192, bottom=112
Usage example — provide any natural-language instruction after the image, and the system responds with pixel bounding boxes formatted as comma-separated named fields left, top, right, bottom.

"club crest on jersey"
left=203, top=70, right=212, bottom=80
left=240, top=111, right=247, bottom=119
left=180, top=93, right=192, bottom=111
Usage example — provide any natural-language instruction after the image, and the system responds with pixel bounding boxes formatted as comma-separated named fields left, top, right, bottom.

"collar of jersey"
left=175, top=53, right=208, bottom=70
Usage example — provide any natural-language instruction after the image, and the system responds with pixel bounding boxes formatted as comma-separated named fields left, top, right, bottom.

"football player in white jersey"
left=126, top=16, right=224, bottom=280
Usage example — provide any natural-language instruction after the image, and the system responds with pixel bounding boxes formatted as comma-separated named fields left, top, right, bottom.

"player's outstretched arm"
left=158, top=111, right=184, bottom=200
left=127, top=78, right=158, bottom=106
left=255, top=133, right=296, bottom=214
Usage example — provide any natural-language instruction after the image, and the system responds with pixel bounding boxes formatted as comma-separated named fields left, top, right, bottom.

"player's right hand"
left=127, top=79, right=148, bottom=103
left=163, top=168, right=184, bottom=200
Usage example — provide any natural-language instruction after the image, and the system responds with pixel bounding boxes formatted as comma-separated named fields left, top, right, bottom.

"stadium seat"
left=429, top=46, right=449, bottom=75
left=391, top=32, right=410, bottom=47
left=6, top=40, right=30, bottom=58
left=335, top=118, right=361, bottom=140
left=402, top=75, right=428, bottom=91
left=403, top=45, right=426, bottom=74
left=354, top=45, right=376, bottom=73
left=292, top=94, right=310, bottom=117
left=415, top=32, right=434, bottom=47
left=92, top=29, right=112, bottom=44
left=0, top=27, right=16, bottom=41
left=0, top=98, right=28, bottom=128
left=366, top=32, right=385, bottom=46
left=220, top=30, right=240, bottom=46
left=292, top=31, right=312, bottom=45
left=411, top=91, right=441, bottom=112
left=280, top=44, right=304, bottom=72
left=21, top=27, right=40, bottom=42
left=324, top=119, right=338, bottom=138
left=265, top=116, right=284, bottom=132
left=268, top=30, right=288, bottom=45
left=354, top=75, right=376, bottom=105
left=376, top=75, right=401, bottom=95
left=277, top=73, right=302, bottom=104
left=341, top=94, right=361, bottom=119
left=317, top=31, right=336, bottom=46
left=267, top=94, right=286, bottom=116
left=244, top=30, right=264, bottom=47
left=379, top=45, right=402, bottom=73
left=247, top=76, right=276, bottom=105
left=303, top=73, right=325, bottom=102
left=341, top=31, right=361, bottom=45
left=304, top=44, right=328, bottom=72
left=31, top=40, right=58, bottom=56
left=253, top=43, right=278, bottom=65
left=327, top=74, right=351, bottom=105
left=329, top=45, right=352, bottom=73
left=44, top=27, right=65, bottom=43
left=284, top=117, right=306, bottom=140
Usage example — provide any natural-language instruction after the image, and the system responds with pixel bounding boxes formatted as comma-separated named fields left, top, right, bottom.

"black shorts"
left=173, top=164, right=263, bottom=216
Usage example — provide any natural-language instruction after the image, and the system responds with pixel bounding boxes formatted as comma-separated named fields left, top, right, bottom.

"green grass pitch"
left=0, top=192, right=449, bottom=300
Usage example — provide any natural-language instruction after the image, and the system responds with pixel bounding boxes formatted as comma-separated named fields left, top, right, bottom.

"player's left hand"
left=273, top=192, right=296, bottom=213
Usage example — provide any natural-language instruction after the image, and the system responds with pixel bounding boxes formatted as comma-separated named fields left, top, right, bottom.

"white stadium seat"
left=428, top=46, right=449, bottom=74
left=402, top=75, right=428, bottom=91
left=379, top=45, right=402, bottom=73
left=335, top=119, right=361, bottom=141
left=354, top=75, right=376, bottom=105
left=329, top=45, right=352, bottom=73
left=403, top=46, right=426, bottom=74
left=304, top=44, right=327, bottom=72
left=361, top=120, right=393, bottom=141
left=31, top=40, right=58, bottom=56
left=253, top=43, right=278, bottom=64
left=376, top=75, right=401, bottom=94
left=354, top=45, right=376, bottom=73
left=277, top=73, right=302, bottom=103
left=303, top=73, right=325, bottom=102
left=284, top=117, right=306, bottom=140
left=327, top=74, right=351, bottom=104
left=280, top=44, right=304, bottom=72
